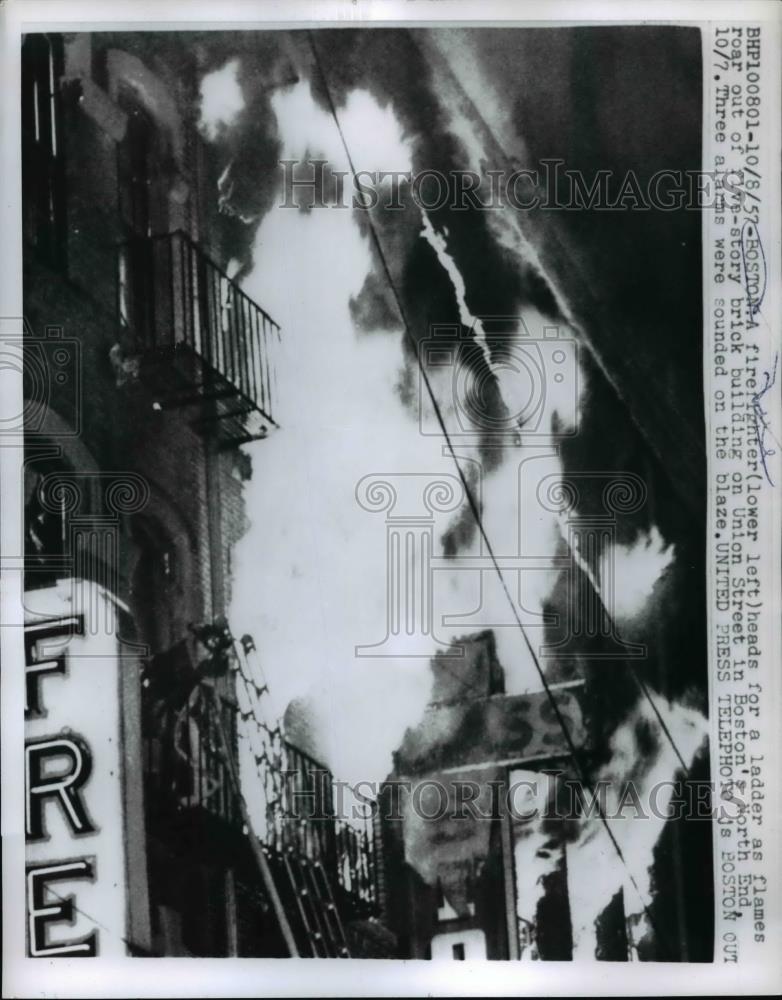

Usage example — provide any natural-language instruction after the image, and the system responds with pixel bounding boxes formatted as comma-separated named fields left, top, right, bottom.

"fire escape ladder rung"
left=300, top=858, right=333, bottom=956
left=283, top=850, right=328, bottom=957
left=204, top=686, right=299, bottom=956
left=283, top=850, right=350, bottom=958
left=302, top=859, right=342, bottom=958
left=310, top=859, right=351, bottom=958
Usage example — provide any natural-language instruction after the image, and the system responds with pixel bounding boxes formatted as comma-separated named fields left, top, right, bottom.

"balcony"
left=118, top=230, right=280, bottom=446
left=266, top=740, right=380, bottom=916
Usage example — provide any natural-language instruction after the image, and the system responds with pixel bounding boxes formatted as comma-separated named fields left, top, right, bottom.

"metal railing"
left=117, top=230, right=280, bottom=432
left=142, top=644, right=379, bottom=917
left=263, top=739, right=379, bottom=912
left=142, top=678, right=240, bottom=829
left=333, top=812, right=378, bottom=909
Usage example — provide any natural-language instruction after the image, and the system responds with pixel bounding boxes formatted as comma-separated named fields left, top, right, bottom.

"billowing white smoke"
left=229, top=83, right=464, bottom=792
left=421, top=52, right=709, bottom=960
left=227, top=76, right=582, bottom=799
left=509, top=770, right=564, bottom=960
left=566, top=697, right=707, bottom=958
left=198, top=59, right=243, bottom=140
left=213, top=61, right=702, bottom=956
left=605, top=526, right=674, bottom=623
left=419, top=214, right=581, bottom=694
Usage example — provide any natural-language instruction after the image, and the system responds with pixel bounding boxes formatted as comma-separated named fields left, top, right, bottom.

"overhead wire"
left=305, top=30, right=680, bottom=946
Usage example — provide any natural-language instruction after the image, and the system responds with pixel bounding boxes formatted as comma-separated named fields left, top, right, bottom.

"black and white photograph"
left=2, top=1, right=780, bottom=996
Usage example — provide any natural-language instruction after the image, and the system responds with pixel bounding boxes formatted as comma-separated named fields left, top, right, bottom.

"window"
left=22, top=34, right=66, bottom=268
left=430, top=929, right=487, bottom=961
left=116, top=83, right=171, bottom=238
left=116, top=86, right=171, bottom=345
left=117, top=90, right=153, bottom=236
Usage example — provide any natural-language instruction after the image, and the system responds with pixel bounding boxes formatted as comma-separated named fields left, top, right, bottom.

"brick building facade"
left=22, top=31, right=377, bottom=958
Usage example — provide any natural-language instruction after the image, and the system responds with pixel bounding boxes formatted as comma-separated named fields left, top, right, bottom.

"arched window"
left=21, top=34, right=66, bottom=268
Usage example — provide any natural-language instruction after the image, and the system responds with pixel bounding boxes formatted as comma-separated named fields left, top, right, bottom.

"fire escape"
left=117, top=230, right=280, bottom=446
left=140, top=624, right=380, bottom=957
left=121, top=232, right=378, bottom=954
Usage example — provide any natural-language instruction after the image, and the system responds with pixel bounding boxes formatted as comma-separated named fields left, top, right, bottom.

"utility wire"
left=304, top=29, right=692, bottom=774
left=306, top=31, right=677, bottom=946
left=413, top=34, right=694, bottom=776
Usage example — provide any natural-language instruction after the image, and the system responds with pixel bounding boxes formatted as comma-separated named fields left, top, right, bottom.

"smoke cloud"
left=188, top=27, right=709, bottom=956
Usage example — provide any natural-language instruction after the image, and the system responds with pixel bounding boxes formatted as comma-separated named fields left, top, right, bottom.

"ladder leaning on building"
left=144, top=622, right=379, bottom=957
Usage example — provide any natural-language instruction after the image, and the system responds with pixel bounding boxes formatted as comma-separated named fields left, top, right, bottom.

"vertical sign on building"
left=24, top=582, right=129, bottom=957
